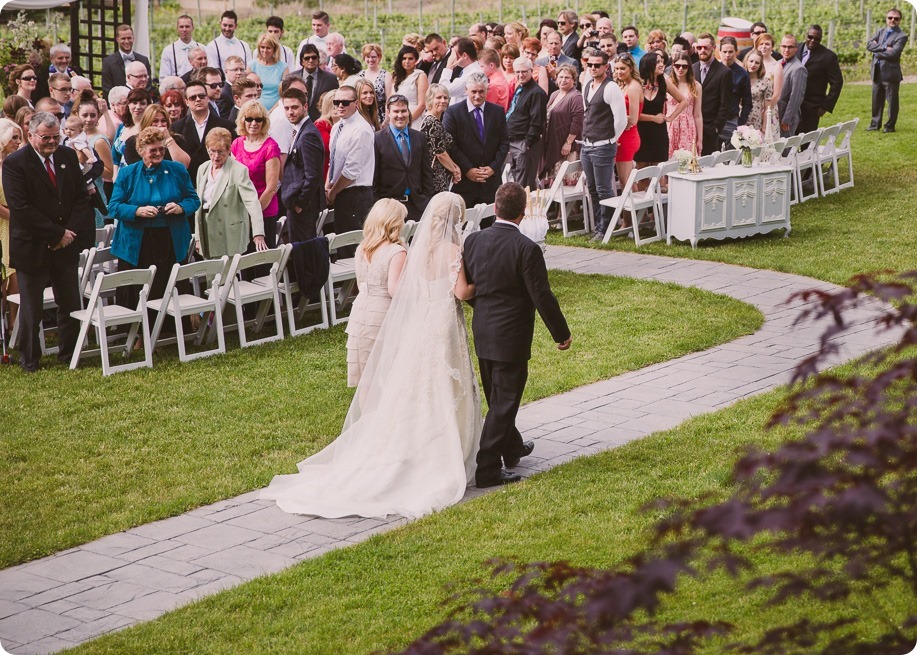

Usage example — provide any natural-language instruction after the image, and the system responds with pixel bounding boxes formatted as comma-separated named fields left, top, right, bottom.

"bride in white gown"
left=261, top=192, right=482, bottom=520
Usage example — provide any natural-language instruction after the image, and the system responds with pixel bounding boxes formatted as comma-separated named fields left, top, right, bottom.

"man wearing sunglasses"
left=796, top=24, right=843, bottom=134
left=777, top=35, right=808, bottom=137
left=556, top=10, right=582, bottom=61
left=3, top=112, right=94, bottom=372
left=738, top=22, right=769, bottom=61
left=326, top=86, right=375, bottom=255
left=693, top=33, right=733, bottom=155
left=173, top=80, right=237, bottom=180
left=867, top=7, right=907, bottom=133
left=292, top=43, right=339, bottom=122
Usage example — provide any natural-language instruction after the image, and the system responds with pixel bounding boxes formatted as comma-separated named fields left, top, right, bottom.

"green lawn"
left=549, top=84, right=917, bottom=285
left=0, top=272, right=761, bottom=569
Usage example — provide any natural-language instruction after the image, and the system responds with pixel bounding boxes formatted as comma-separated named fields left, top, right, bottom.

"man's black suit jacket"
left=463, top=222, right=569, bottom=363
left=693, top=58, right=733, bottom=155
left=372, top=128, right=434, bottom=215
left=797, top=45, right=844, bottom=119
left=561, top=32, right=582, bottom=62
left=171, top=111, right=237, bottom=182
left=3, top=145, right=94, bottom=275
left=281, top=118, right=326, bottom=241
left=420, top=49, right=452, bottom=85
left=442, top=101, right=509, bottom=206
left=101, top=51, right=151, bottom=98
left=290, top=67, right=340, bottom=122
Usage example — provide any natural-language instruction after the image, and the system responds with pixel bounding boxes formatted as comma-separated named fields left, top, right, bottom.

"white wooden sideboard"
left=666, top=165, right=793, bottom=248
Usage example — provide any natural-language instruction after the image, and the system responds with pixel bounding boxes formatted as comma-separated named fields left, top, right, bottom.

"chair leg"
left=69, top=316, right=92, bottom=370
left=234, top=285, right=248, bottom=347
left=175, top=312, right=187, bottom=362
left=149, top=306, right=168, bottom=352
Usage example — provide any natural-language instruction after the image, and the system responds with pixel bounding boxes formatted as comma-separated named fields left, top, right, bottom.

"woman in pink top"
left=232, top=100, right=282, bottom=247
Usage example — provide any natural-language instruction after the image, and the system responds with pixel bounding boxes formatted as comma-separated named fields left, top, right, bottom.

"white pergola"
left=1, top=0, right=151, bottom=59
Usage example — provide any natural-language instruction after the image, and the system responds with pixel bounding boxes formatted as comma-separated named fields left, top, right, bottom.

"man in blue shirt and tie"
left=373, top=95, right=434, bottom=221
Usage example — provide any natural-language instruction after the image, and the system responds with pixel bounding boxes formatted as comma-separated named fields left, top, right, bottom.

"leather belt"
left=580, top=138, right=615, bottom=147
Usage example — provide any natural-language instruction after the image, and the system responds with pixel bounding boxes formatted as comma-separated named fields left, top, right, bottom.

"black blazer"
left=442, top=101, right=509, bottom=203
left=101, top=51, right=151, bottom=97
left=561, top=32, right=582, bottom=62
left=171, top=111, right=237, bottom=182
left=281, top=118, right=326, bottom=218
left=3, top=145, right=94, bottom=275
left=421, top=49, right=452, bottom=85
left=694, top=59, right=732, bottom=133
left=463, top=222, right=569, bottom=363
left=291, top=67, right=340, bottom=122
left=372, top=128, right=434, bottom=214
left=798, top=45, right=844, bottom=115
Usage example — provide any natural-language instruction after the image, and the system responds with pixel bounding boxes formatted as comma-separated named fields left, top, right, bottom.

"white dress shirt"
left=160, top=38, right=202, bottom=78
left=269, top=103, right=296, bottom=154
left=443, top=61, right=483, bottom=104
left=206, top=35, right=252, bottom=72
left=327, top=112, right=375, bottom=187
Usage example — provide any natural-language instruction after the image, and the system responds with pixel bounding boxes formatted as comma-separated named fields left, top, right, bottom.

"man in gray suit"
left=777, top=35, right=807, bottom=137
left=867, top=7, right=908, bottom=133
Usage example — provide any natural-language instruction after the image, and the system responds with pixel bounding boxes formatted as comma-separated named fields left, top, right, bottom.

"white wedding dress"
left=261, top=193, right=482, bottom=520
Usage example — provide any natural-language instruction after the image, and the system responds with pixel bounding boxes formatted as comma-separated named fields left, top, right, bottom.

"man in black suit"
left=557, top=10, right=581, bottom=61
left=463, top=182, right=571, bottom=488
left=291, top=44, right=339, bottom=123
left=373, top=95, right=434, bottom=222
left=796, top=24, right=844, bottom=134
left=421, top=34, right=452, bottom=85
left=693, top=33, right=733, bottom=155
left=101, top=25, right=151, bottom=98
left=279, top=88, right=326, bottom=242
left=171, top=80, right=237, bottom=182
left=442, top=74, right=509, bottom=220
left=3, top=112, right=94, bottom=372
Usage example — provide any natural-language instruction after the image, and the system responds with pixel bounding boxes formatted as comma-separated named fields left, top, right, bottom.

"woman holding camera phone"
left=109, top=126, right=201, bottom=307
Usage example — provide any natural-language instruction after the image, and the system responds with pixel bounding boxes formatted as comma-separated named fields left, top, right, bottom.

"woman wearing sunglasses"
left=9, top=65, right=38, bottom=108
left=666, top=54, right=703, bottom=157
left=232, top=100, right=281, bottom=249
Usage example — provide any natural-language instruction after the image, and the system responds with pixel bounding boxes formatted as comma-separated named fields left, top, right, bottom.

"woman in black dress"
left=635, top=51, right=687, bottom=179
left=419, top=83, right=462, bottom=193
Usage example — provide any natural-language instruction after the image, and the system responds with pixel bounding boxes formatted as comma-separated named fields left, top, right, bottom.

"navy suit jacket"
left=3, top=145, right=93, bottom=274
left=442, top=101, right=509, bottom=204
left=373, top=127, right=434, bottom=214
left=463, top=222, right=569, bottom=362
left=281, top=118, right=326, bottom=218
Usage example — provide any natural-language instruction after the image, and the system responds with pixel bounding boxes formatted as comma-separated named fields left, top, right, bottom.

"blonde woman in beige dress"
left=346, top=199, right=408, bottom=387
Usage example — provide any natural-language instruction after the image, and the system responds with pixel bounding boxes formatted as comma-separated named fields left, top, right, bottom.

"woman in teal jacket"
left=109, top=127, right=201, bottom=301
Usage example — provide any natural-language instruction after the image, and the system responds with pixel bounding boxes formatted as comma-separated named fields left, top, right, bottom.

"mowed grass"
left=0, top=271, right=762, bottom=569
left=64, top=377, right=911, bottom=655
left=550, top=83, right=917, bottom=285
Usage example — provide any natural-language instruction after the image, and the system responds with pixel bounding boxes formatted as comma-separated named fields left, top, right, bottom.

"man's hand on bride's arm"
left=557, top=336, right=572, bottom=350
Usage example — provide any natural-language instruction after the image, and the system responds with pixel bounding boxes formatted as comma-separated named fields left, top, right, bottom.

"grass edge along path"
left=0, top=271, right=762, bottom=570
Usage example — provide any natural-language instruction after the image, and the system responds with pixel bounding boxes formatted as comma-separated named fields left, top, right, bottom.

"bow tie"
left=123, top=53, right=134, bottom=62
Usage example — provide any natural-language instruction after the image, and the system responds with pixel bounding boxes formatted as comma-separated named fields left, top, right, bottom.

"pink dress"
left=667, top=91, right=698, bottom=158
left=231, top=136, right=282, bottom=217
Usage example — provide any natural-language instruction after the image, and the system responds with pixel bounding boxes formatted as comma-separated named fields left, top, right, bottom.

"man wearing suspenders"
left=205, top=10, right=252, bottom=75
left=159, top=15, right=201, bottom=79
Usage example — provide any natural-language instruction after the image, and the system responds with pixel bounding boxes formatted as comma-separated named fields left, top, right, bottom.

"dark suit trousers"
left=796, top=111, right=822, bottom=136
left=332, top=186, right=372, bottom=258
left=289, top=206, right=320, bottom=243
left=476, top=357, right=527, bottom=482
left=871, top=67, right=899, bottom=129
left=701, top=125, right=720, bottom=156
left=17, top=258, right=81, bottom=370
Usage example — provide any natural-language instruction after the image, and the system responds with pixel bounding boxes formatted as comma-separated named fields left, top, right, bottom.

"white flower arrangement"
left=731, top=125, right=764, bottom=150
left=673, top=149, right=694, bottom=165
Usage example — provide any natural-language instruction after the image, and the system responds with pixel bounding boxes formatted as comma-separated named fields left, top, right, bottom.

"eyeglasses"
left=206, top=82, right=223, bottom=89
left=144, top=146, right=167, bottom=154
left=580, top=23, right=593, bottom=29
left=36, top=134, right=61, bottom=142
left=780, top=44, right=797, bottom=49
left=673, top=63, right=689, bottom=70
left=186, top=93, right=207, bottom=101
left=20, top=75, right=37, bottom=81
left=128, top=73, right=148, bottom=78
left=694, top=45, right=711, bottom=51
left=163, top=102, right=182, bottom=108
left=387, top=94, right=409, bottom=106
left=243, top=116, right=265, bottom=123
left=752, top=29, right=766, bottom=36
left=586, top=62, right=605, bottom=68
left=887, top=15, right=901, bottom=20
left=52, top=86, right=72, bottom=93
left=557, top=20, right=567, bottom=25
left=806, top=34, right=822, bottom=41
left=332, top=99, right=353, bottom=106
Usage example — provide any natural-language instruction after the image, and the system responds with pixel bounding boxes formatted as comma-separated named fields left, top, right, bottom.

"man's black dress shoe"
left=866, top=125, right=878, bottom=131
left=883, top=126, right=895, bottom=133
left=504, top=441, right=535, bottom=469
left=476, top=469, right=523, bottom=488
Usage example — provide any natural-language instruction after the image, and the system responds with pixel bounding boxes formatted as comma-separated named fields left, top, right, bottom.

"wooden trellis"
left=69, top=0, right=131, bottom=91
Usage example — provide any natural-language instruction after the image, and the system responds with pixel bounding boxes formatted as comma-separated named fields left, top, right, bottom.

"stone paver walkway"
left=0, top=247, right=898, bottom=654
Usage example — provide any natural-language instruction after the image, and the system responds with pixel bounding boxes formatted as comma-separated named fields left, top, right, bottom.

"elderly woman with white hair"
left=0, top=118, right=23, bottom=331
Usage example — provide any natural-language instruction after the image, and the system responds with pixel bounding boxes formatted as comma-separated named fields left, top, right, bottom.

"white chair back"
left=542, top=160, right=592, bottom=236
left=600, top=164, right=664, bottom=246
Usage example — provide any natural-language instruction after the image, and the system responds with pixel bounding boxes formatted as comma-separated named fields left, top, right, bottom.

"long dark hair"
left=122, top=88, right=151, bottom=128
left=666, top=53, right=697, bottom=98
left=392, top=45, right=420, bottom=91
left=638, top=50, right=663, bottom=88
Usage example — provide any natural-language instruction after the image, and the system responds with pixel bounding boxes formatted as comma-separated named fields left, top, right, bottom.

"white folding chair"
left=833, top=118, right=858, bottom=192
left=316, top=208, right=333, bottom=236
left=713, top=149, right=740, bottom=166
left=776, top=134, right=803, bottom=205
left=600, top=165, right=665, bottom=246
left=219, top=247, right=287, bottom=347
left=147, top=256, right=229, bottom=362
left=475, top=202, right=496, bottom=228
left=543, top=160, right=592, bottom=236
left=69, top=266, right=156, bottom=375
left=696, top=154, right=716, bottom=169
left=401, top=219, right=419, bottom=243
left=324, top=230, right=363, bottom=325
left=95, top=225, right=114, bottom=248
left=459, top=205, right=483, bottom=238
left=814, top=123, right=842, bottom=197
left=275, top=216, right=288, bottom=244
left=501, top=162, right=512, bottom=184
left=656, top=160, right=680, bottom=241
left=795, top=128, right=823, bottom=203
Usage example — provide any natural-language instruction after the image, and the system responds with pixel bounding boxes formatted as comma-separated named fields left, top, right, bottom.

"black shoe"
left=883, top=126, right=895, bottom=133
left=504, top=441, right=535, bottom=469
left=476, top=469, right=523, bottom=488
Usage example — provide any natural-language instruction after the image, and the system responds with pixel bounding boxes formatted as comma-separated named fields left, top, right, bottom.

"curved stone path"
left=0, top=246, right=898, bottom=655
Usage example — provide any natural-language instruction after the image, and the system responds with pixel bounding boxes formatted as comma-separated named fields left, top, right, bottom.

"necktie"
left=328, top=122, right=342, bottom=180
left=306, top=74, right=314, bottom=104
left=701, top=65, right=707, bottom=83
left=396, top=131, right=409, bottom=163
left=881, top=29, right=891, bottom=46
left=45, top=158, right=57, bottom=189
left=802, top=47, right=810, bottom=65
left=290, top=127, right=299, bottom=150
left=474, top=107, right=485, bottom=142
left=506, top=85, right=523, bottom=117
